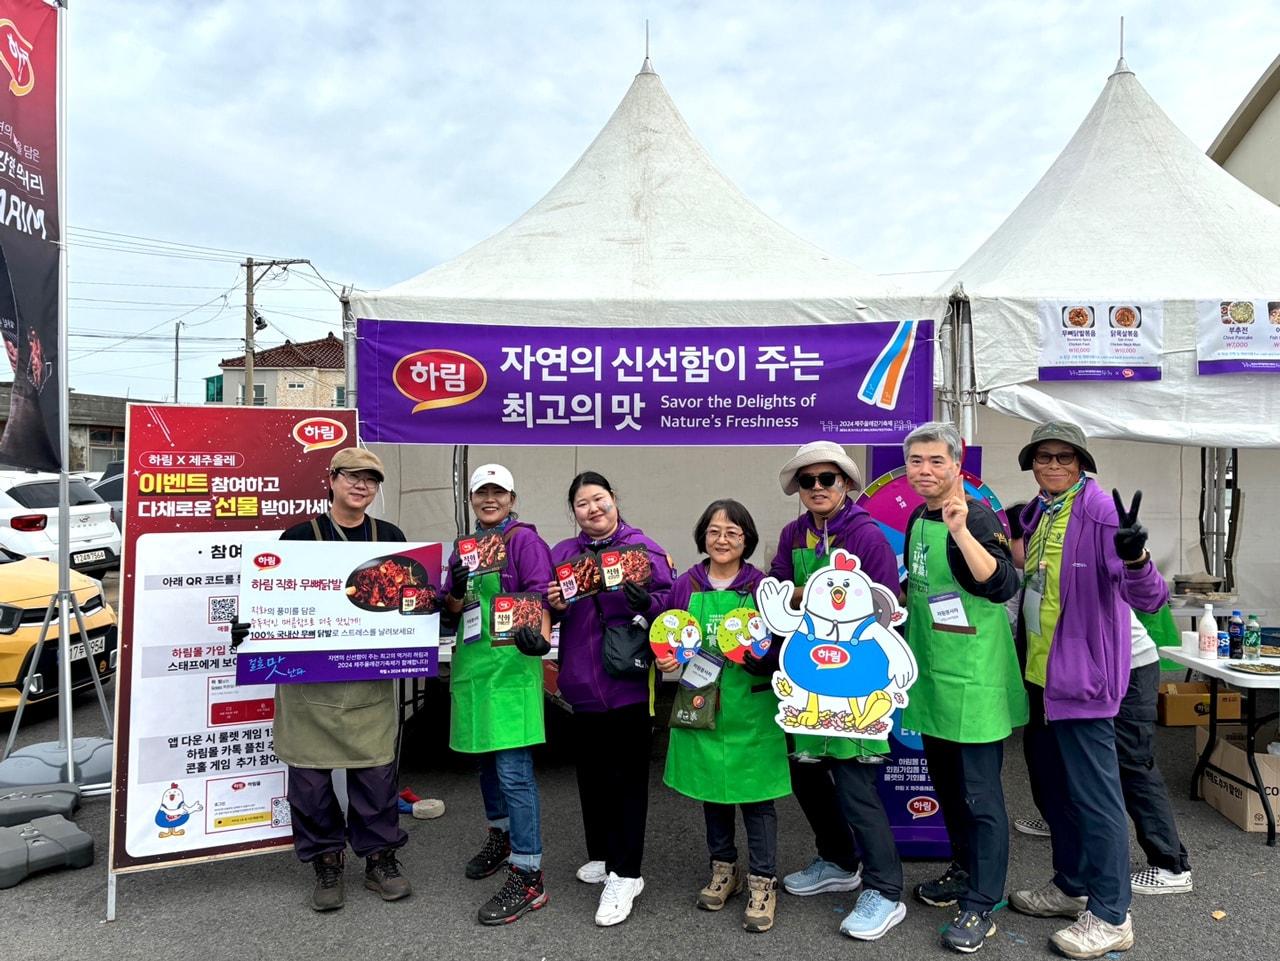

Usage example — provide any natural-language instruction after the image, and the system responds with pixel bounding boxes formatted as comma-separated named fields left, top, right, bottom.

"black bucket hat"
left=1017, top=421, right=1097, bottom=473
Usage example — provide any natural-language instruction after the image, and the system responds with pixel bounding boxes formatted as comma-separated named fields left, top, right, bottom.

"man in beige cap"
left=271, top=447, right=416, bottom=911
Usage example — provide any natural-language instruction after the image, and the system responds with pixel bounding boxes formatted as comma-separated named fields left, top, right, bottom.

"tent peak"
left=1110, top=56, right=1133, bottom=78
left=639, top=56, right=656, bottom=75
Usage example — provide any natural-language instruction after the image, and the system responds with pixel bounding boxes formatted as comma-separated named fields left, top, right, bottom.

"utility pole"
left=173, top=321, right=181, bottom=403
left=243, top=256, right=309, bottom=404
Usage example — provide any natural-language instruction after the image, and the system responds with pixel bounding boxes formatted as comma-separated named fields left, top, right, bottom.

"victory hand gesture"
left=1112, top=489, right=1149, bottom=563
left=942, top=472, right=969, bottom=535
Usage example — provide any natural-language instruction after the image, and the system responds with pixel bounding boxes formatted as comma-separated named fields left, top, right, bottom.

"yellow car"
left=0, top=548, right=117, bottom=713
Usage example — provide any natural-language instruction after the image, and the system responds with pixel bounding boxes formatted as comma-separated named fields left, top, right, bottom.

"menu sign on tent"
left=1195, top=299, right=1280, bottom=374
left=1036, top=300, right=1162, bottom=381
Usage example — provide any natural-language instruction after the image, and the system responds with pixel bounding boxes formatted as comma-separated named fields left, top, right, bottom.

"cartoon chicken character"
left=756, top=549, right=915, bottom=737
left=155, top=782, right=204, bottom=838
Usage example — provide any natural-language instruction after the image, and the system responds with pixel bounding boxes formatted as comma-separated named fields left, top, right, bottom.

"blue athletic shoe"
left=782, top=857, right=862, bottom=896
left=397, top=798, right=413, bottom=814
left=840, top=889, right=907, bottom=941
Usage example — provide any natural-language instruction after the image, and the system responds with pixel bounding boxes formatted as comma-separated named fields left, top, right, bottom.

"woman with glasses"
left=441, top=464, right=554, bottom=925
left=658, top=499, right=790, bottom=933
left=546, top=471, right=675, bottom=927
left=768, top=441, right=907, bottom=942
left=1007, top=422, right=1168, bottom=960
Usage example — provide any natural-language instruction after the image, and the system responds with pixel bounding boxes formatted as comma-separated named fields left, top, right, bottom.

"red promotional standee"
left=0, top=0, right=61, bottom=469
left=109, top=405, right=357, bottom=873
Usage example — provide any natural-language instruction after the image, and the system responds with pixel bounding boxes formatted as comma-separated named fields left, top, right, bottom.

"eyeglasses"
left=797, top=471, right=840, bottom=490
left=706, top=527, right=745, bottom=543
left=336, top=470, right=380, bottom=489
left=1033, top=451, right=1078, bottom=467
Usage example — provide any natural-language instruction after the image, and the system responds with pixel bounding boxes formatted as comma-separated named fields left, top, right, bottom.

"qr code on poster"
left=208, top=596, right=237, bottom=624
left=271, top=796, right=291, bottom=829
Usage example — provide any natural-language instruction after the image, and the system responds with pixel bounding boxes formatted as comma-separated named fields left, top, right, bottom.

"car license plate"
left=69, top=636, right=106, bottom=661
left=72, top=549, right=107, bottom=565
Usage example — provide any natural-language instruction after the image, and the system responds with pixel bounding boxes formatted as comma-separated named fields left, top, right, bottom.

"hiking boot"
left=914, top=861, right=970, bottom=907
left=477, top=865, right=548, bottom=925
left=1049, top=910, right=1134, bottom=959
left=1014, top=816, right=1051, bottom=837
left=696, top=860, right=743, bottom=911
left=942, top=909, right=996, bottom=953
left=743, top=874, right=778, bottom=933
left=1010, top=879, right=1087, bottom=919
left=839, top=888, right=906, bottom=941
left=364, top=848, right=412, bottom=901
left=465, top=827, right=510, bottom=880
left=1130, top=866, right=1192, bottom=895
left=310, top=851, right=345, bottom=912
left=782, top=857, right=862, bottom=895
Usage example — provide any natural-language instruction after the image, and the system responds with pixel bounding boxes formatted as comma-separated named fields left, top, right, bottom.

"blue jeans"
left=479, top=747, right=542, bottom=870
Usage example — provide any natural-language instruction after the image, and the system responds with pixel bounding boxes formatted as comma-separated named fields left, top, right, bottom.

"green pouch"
left=669, top=681, right=718, bottom=730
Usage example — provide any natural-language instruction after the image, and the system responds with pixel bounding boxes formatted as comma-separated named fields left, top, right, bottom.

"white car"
left=0, top=470, right=121, bottom=572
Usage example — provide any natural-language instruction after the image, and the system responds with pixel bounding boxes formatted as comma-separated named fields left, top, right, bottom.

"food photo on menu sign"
left=1195, top=299, right=1280, bottom=374
left=1037, top=299, right=1163, bottom=381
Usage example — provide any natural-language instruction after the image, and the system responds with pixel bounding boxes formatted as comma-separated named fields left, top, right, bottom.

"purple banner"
left=237, top=647, right=438, bottom=685
left=1198, top=358, right=1280, bottom=375
left=875, top=726, right=952, bottom=858
left=1037, top=365, right=1160, bottom=382
left=356, top=318, right=934, bottom=446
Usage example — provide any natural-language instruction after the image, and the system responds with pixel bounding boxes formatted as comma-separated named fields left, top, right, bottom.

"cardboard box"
left=1157, top=681, right=1242, bottom=726
left=1194, top=723, right=1280, bottom=832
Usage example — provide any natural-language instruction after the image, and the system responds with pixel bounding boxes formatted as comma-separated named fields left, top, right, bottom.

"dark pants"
left=1024, top=683, right=1131, bottom=925
left=923, top=735, right=1008, bottom=912
left=287, top=762, right=407, bottom=862
left=789, top=756, right=860, bottom=872
left=829, top=759, right=903, bottom=901
left=704, top=800, right=778, bottom=878
left=573, top=702, right=651, bottom=878
left=1116, top=662, right=1191, bottom=872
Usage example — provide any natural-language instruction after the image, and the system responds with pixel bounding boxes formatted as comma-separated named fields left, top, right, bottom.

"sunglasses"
left=797, top=471, right=841, bottom=490
left=1033, top=451, right=1078, bottom=466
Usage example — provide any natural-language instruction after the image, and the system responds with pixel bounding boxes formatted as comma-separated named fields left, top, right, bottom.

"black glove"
left=229, top=620, right=251, bottom=650
left=623, top=580, right=650, bottom=614
left=513, top=626, right=551, bottom=657
left=1112, top=489, right=1149, bottom=563
left=448, top=557, right=470, bottom=600
left=742, top=638, right=781, bottom=677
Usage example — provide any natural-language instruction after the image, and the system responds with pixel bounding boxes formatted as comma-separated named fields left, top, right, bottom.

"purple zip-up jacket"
left=551, top=521, right=674, bottom=713
left=769, top=497, right=900, bottom=596
left=669, top=561, right=765, bottom=612
left=1019, top=478, right=1169, bottom=721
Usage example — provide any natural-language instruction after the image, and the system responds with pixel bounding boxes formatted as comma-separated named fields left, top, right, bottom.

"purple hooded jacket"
left=551, top=521, right=674, bottom=713
left=1019, top=479, right=1169, bottom=721
left=769, top=497, right=900, bottom=596
left=669, top=561, right=765, bottom=612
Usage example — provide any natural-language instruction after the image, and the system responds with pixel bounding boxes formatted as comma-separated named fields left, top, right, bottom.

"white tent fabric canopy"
left=943, top=59, right=1280, bottom=448
left=353, top=60, right=944, bottom=328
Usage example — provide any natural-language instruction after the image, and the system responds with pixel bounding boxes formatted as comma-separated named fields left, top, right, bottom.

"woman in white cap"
left=768, top=441, right=907, bottom=942
left=441, top=463, right=555, bottom=925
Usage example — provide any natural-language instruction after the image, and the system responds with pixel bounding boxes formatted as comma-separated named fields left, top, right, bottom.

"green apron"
left=902, top=515, right=1028, bottom=742
left=789, top=543, right=889, bottom=760
left=449, top=562, right=546, bottom=754
left=664, top=588, right=791, bottom=804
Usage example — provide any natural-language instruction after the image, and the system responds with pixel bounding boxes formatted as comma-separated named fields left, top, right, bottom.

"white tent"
left=351, top=61, right=945, bottom=567
left=942, top=58, right=1280, bottom=613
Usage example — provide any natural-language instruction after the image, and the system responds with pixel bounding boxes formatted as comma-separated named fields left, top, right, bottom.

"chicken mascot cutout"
left=756, top=548, right=916, bottom=739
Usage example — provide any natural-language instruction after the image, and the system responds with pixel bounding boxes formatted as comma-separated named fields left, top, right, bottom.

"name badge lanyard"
left=1022, top=497, right=1068, bottom=636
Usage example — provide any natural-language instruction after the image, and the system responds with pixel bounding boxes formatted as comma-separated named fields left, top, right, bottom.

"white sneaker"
left=1049, top=910, right=1134, bottom=959
left=595, top=872, right=644, bottom=926
left=576, top=859, right=608, bottom=884
left=1131, top=866, right=1192, bottom=895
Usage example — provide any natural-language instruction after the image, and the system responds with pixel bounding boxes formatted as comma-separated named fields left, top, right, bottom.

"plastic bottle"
left=1198, top=603, right=1217, bottom=656
left=1229, top=610, right=1245, bottom=660
left=1217, top=630, right=1230, bottom=659
left=1244, top=614, right=1262, bottom=662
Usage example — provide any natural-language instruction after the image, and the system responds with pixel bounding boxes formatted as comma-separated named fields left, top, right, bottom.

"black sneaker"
left=941, top=909, right=996, bottom=953
left=364, top=848, right=412, bottom=901
left=913, top=862, right=970, bottom=907
left=478, top=865, right=549, bottom=925
left=465, top=827, right=511, bottom=880
left=310, top=851, right=345, bottom=912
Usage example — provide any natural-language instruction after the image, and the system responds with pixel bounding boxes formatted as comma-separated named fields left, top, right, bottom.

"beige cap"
left=778, top=441, right=863, bottom=495
left=329, top=447, right=385, bottom=482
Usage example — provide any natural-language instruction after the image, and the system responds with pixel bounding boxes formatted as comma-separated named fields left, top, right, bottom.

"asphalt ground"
left=2, top=572, right=1275, bottom=960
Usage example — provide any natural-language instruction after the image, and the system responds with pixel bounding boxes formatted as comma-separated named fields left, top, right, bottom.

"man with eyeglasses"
left=1007, top=422, right=1168, bottom=960
left=769, top=441, right=907, bottom=941
left=898, top=422, right=1025, bottom=953
left=270, top=447, right=417, bottom=912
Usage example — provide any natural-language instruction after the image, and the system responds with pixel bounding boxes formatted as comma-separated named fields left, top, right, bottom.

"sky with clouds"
left=37, top=0, right=1280, bottom=401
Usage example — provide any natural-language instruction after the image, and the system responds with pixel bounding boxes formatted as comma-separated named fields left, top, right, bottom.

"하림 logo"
left=392, top=349, right=487, bottom=413
left=907, top=795, right=939, bottom=820
left=253, top=552, right=282, bottom=570
left=292, top=416, right=348, bottom=452
left=0, top=20, right=34, bottom=97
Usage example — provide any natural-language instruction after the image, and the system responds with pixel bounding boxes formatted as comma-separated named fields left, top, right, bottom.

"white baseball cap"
left=469, top=463, right=515, bottom=494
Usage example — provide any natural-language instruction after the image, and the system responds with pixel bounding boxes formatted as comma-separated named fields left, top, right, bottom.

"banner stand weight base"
left=0, top=737, right=113, bottom=790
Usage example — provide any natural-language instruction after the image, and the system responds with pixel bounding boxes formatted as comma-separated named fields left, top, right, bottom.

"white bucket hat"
left=469, top=463, right=515, bottom=494
left=778, top=441, right=863, bottom=495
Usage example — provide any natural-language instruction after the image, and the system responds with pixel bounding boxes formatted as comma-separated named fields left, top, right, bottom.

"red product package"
left=555, top=552, right=602, bottom=603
